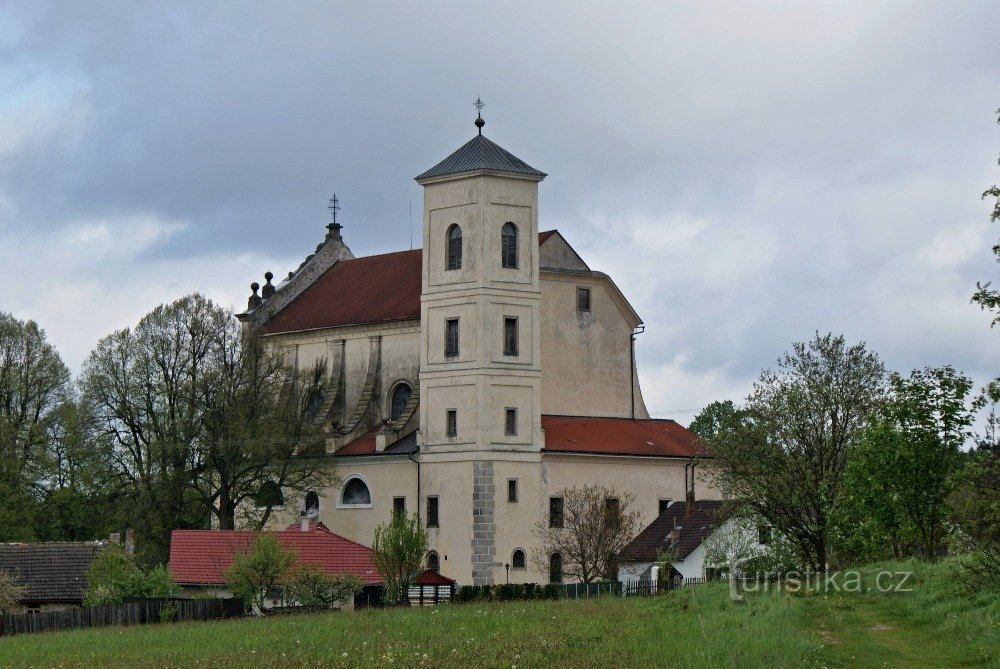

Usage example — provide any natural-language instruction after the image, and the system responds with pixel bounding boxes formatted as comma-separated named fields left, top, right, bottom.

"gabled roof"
left=0, top=542, right=106, bottom=603
left=541, top=415, right=707, bottom=458
left=262, top=232, right=560, bottom=336
left=618, top=500, right=726, bottom=562
left=262, top=249, right=422, bottom=335
left=168, top=523, right=380, bottom=586
left=415, top=134, right=546, bottom=182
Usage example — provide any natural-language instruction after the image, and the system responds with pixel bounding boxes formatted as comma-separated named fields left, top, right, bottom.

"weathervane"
left=328, top=193, right=341, bottom=225
left=474, top=96, right=486, bottom=134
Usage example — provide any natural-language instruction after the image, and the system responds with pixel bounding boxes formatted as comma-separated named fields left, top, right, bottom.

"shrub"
left=541, top=584, right=561, bottom=600
left=83, top=544, right=178, bottom=606
left=0, top=570, right=25, bottom=613
left=224, top=535, right=297, bottom=614
left=286, top=565, right=364, bottom=608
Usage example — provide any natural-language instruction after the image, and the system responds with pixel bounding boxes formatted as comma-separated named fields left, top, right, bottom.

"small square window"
left=427, top=496, right=439, bottom=528
left=659, top=499, right=672, bottom=515
left=445, top=319, right=460, bottom=358
left=393, top=497, right=405, bottom=515
left=446, top=410, right=457, bottom=438
left=508, top=479, right=518, bottom=503
left=549, top=497, right=564, bottom=528
left=576, top=287, right=591, bottom=312
left=503, top=317, right=518, bottom=356
left=505, top=408, right=517, bottom=436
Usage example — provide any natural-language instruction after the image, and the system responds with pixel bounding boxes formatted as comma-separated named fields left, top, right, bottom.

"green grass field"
left=1, top=560, right=996, bottom=669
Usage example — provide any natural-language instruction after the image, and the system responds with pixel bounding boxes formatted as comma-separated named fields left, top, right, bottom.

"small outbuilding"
left=0, top=541, right=107, bottom=612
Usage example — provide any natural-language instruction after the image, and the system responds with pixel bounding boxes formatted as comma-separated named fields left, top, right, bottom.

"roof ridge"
left=541, top=413, right=679, bottom=424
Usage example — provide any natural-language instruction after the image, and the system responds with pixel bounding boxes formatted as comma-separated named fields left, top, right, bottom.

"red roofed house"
left=168, top=522, right=380, bottom=609
left=235, top=113, right=720, bottom=586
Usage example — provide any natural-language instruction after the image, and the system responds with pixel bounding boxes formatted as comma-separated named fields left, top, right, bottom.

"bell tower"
left=415, top=106, right=546, bottom=456
left=414, top=103, right=549, bottom=586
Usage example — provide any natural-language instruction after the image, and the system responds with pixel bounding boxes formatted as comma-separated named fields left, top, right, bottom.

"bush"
left=0, top=570, right=25, bottom=613
left=286, top=565, right=364, bottom=608
left=541, top=584, right=561, bottom=600
left=83, top=544, right=178, bottom=606
left=224, top=535, right=297, bottom=614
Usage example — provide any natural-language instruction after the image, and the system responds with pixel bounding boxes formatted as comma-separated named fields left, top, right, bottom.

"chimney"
left=109, top=532, right=121, bottom=545
left=375, top=419, right=391, bottom=452
left=685, top=460, right=696, bottom=516
left=124, top=528, right=135, bottom=556
left=300, top=517, right=310, bottom=532
left=261, top=272, right=276, bottom=299
left=247, top=282, right=262, bottom=311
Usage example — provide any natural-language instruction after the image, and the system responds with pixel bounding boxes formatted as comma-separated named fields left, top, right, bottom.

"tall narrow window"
left=445, top=319, right=460, bottom=358
left=577, top=287, right=591, bottom=312
left=427, top=496, right=440, bottom=527
left=447, top=224, right=462, bottom=270
left=549, top=553, right=563, bottom=583
left=605, top=497, right=620, bottom=524
left=427, top=551, right=440, bottom=572
left=393, top=496, right=406, bottom=516
left=503, top=317, right=518, bottom=356
left=390, top=383, right=412, bottom=421
left=501, top=222, right=518, bottom=268
left=446, top=410, right=457, bottom=438
left=505, top=408, right=517, bottom=436
left=507, top=479, right=519, bottom=503
left=549, top=496, right=564, bottom=528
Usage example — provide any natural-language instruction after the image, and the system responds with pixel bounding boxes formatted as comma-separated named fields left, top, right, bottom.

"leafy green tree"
left=83, top=543, right=179, bottom=606
left=876, top=367, right=977, bottom=560
left=972, top=108, right=1000, bottom=325
left=371, top=512, right=428, bottom=605
left=81, top=294, right=335, bottom=563
left=0, top=313, right=72, bottom=541
left=286, top=564, right=364, bottom=608
left=710, top=333, right=886, bottom=570
left=224, top=534, right=296, bottom=614
left=688, top=400, right=737, bottom=440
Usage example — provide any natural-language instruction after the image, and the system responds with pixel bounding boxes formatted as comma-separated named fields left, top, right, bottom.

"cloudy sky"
left=2, top=1, right=998, bottom=425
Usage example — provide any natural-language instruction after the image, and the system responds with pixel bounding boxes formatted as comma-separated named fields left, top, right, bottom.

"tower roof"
left=415, top=134, right=546, bottom=182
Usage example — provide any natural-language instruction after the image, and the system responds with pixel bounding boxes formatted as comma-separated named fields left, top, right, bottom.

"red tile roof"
left=541, top=415, right=707, bottom=458
left=262, top=232, right=559, bottom=335
left=329, top=415, right=705, bottom=458
left=414, top=569, right=456, bottom=586
left=619, top=500, right=726, bottom=562
left=538, top=229, right=556, bottom=245
left=168, top=523, right=380, bottom=586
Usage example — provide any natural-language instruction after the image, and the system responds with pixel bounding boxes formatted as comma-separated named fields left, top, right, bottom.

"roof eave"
left=415, top=168, right=547, bottom=186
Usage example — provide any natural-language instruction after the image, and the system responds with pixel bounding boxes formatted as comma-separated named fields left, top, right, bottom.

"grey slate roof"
left=618, top=500, right=726, bottom=562
left=415, top=134, right=546, bottom=181
left=0, top=542, right=107, bottom=604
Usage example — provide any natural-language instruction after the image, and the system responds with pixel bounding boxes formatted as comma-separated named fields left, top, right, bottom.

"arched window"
left=390, top=383, right=412, bottom=422
left=512, top=549, right=526, bottom=570
left=549, top=552, right=563, bottom=583
left=501, top=222, right=518, bottom=268
left=426, top=551, right=440, bottom=572
left=340, top=477, right=372, bottom=506
left=447, top=224, right=462, bottom=270
left=303, top=490, right=320, bottom=517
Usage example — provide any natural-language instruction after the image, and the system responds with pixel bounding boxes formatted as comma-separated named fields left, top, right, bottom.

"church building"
left=240, top=111, right=717, bottom=585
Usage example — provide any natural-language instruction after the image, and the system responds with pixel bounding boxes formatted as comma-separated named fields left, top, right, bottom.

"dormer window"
left=447, top=224, right=462, bottom=270
left=501, top=222, right=518, bottom=268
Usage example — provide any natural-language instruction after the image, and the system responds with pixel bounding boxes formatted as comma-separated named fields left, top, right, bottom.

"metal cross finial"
left=474, top=96, right=486, bottom=134
left=328, top=194, right=340, bottom=224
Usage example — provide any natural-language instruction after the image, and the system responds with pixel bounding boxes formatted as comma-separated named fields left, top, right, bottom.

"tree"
left=688, top=400, right=737, bottom=440
left=864, top=367, right=977, bottom=560
left=0, top=570, right=25, bottom=614
left=709, top=333, right=885, bottom=570
left=224, top=534, right=297, bottom=614
left=370, top=512, right=427, bottom=605
left=83, top=543, right=179, bottom=606
left=81, top=294, right=335, bottom=563
left=285, top=564, right=364, bottom=608
left=0, top=313, right=72, bottom=540
left=972, top=108, right=1000, bottom=325
left=532, top=484, right=641, bottom=583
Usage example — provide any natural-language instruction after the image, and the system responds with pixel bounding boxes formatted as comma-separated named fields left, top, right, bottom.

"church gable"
left=539, top=230, right=590, bottom=271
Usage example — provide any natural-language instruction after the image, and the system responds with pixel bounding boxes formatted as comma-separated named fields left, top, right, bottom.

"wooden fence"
left=620, top=575, right=708, bottom=597
left=408, top=584, right=455, bottom=606
left=0, top=598, right=242, bottom=637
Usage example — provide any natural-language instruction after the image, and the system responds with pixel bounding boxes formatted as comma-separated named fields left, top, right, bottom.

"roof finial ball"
left=261, top=271, right=276, bottom=299
left=474, top=96, right=486, bottom=135
left=248, top=282, right=262, bottom=310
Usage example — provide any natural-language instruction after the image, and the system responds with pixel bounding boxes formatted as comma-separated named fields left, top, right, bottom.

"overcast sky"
left=2, top=1, right=998, bottom=425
